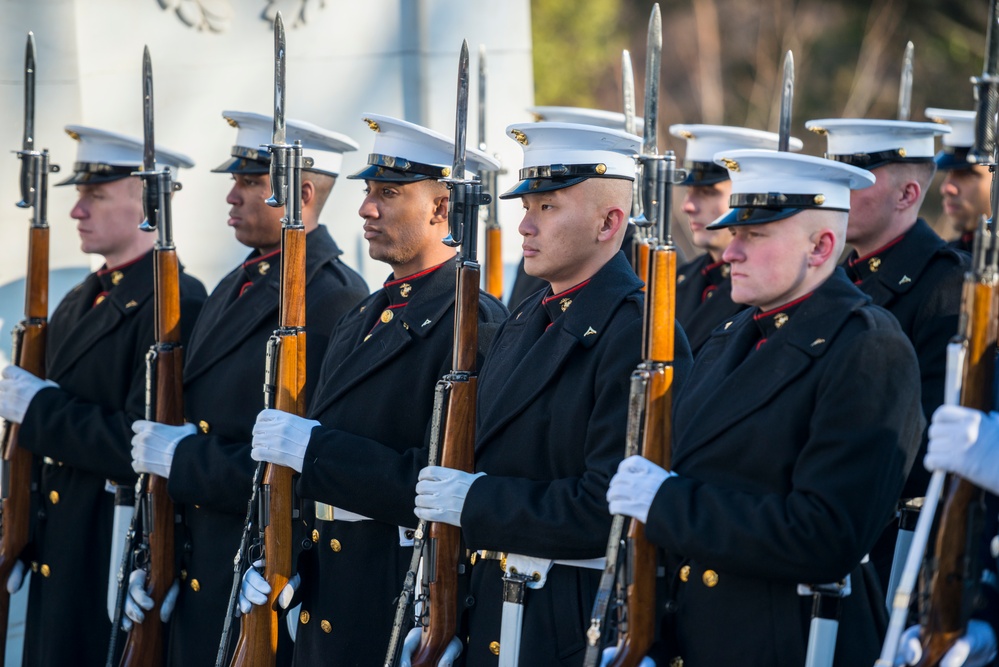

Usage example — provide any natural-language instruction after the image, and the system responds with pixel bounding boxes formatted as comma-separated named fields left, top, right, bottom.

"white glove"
left=399, top=626, right=463, bottom=667
left=250, top=409, right=320, bottom=474
left=607, top=455, right=674, bottom=524
left=6, top=560, right=26, bottom=594
left=238, top=560, right=300, bottom=615
left=600, top=647, right=655, bottom=667
left=413, top=466, right=485, bottom=527
left=895, top=621, right=998, bottom=667
left=122, top=569, right=180, bottom=630
left=0, top=365, right=57, bottom=424
left=130, top=420, right=196, bottom=478
left=926, top=406, right=999, bottom=495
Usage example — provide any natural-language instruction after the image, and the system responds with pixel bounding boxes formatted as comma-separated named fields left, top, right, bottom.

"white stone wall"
left=0, top=0, right=534, bottom=303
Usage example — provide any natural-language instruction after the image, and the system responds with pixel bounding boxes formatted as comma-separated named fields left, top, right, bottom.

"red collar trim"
left=243, top=247, right=282, bottom=268
left=385, top=260, right=450, bottom=288
left=849, top=234, right=905, bottom=266
left=753, top=291, right=814, bottom=321
left=543, top=279, right=592, bottom=305
left=97, top=253, right=145, bottom=276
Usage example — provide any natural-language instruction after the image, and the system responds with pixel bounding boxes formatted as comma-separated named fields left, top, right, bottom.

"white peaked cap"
left=804, top=118, right=949, bottom=168
left=59, top=125, right=194, bottom=185
left=924, top=108, right=975, bottom=149
left=706, top=150, right=875, bottom=229
left=349, top=113, right=501, bottom=182
left=499, top=122, right=641, bottom=199
left=215, top=110, right=359, bottom=177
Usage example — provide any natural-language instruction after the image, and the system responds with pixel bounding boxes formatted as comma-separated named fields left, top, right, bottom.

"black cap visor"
left=56, top=162, right=137, bottom=186
left=680, top=161, right=730, bottom=186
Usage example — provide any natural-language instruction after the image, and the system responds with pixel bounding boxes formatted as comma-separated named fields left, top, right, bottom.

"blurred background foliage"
left=531, top=0, right=991, bottom=239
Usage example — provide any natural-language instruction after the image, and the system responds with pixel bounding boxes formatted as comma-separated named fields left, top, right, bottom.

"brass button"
left=702, top=570, right=719, bottom=587
left=321, top=619, right=332, bottom=633
left=380, top=309, right=394, bottom=323
left=311, top=529, right=319, bottom=543
left=198, top=420, right=210, bottom=434
left=48, top=491, right=59, bottom=505
left=330, top=539, right=342, bottom=552
left=190, top=578, right=200, bottom=592
left=679, top=565, right=690, bottom=582
left=300, top=610, right=310, bottom=625
left=40, top=564, right=50, bottom=578
left=489, top=641, right=501, bottom=656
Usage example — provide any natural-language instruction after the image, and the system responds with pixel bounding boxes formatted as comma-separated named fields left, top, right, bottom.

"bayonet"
left=898, top=41, right=914, bottom=121
left=17, top=33, right=37, bottom=209
left=478, top=44, right=487, bottom=154
left=442, top=40, right=470, bottom=248
left=970, top=0, right=999, bottom=164
left=642, top=5, right=661, bottom=159
left=267, top=12, right=288, bottom=207
left=622, top=50, right=637, bottom=136
left=778, top=50, right=794, bottom=152
left=139, top=46, right=160, bottom=233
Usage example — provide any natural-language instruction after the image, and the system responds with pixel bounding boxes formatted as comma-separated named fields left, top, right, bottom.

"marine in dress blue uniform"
left=125, top=111, right=368, bottom=667
left=607, top=149, right=923, bottom=667
left=413, top=121, right=693, bottom=666
left=0, top=126, right=207, bottom=667
left=806, top=117, right=968, bottom=588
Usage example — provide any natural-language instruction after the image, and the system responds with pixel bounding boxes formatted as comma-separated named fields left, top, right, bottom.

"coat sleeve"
left=19, top=289, right=205, bottom=482
left=645, top=326, right=923, bottom=584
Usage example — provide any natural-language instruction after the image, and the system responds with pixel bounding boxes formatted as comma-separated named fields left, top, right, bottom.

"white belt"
left=316, top=505, right=414, bottom=547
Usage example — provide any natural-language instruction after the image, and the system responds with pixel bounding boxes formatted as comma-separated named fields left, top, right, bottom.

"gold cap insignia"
left=66, top=129, right=81, bottom=141
left=511, top=129, right=529, bottom=145
left=774, top=312, right=789, bottom=329
left=559, top=297, right=572, bottom=312
left=225, top=116, right=239, bottom=128
left=868, top=257, right=881, bottom=272
left=719, top=157, right=740, bottom=172
left=258, top=261, right=270, bottom=276
left=363, top=118, right=380, bottom=132
left=400, top=283, right=412, bottom=298
left=808, top=126, right=828, bottom=135
left=898, top=147, right=907, bottom=158
left=381, top=309, right=394, bottom=323
left=111, top=270, right=124, bottom=285
left=679, top=130, right=695, bottom=139
left=442, top=166, right=451, bottom=177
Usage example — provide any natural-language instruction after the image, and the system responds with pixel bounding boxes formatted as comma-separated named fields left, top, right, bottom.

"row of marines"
left=0, top=98, right=991, bottom=667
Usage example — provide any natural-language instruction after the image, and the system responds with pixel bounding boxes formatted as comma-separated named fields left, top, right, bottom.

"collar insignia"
left=560, top=297, right=572, bottom=312
left=899, top=275, right=912, bottom=285
left=400, top=283, right=412, bottom=297
left=584, top=327, right=597, bottom=336
left=810, top=338, right=826, bottom=347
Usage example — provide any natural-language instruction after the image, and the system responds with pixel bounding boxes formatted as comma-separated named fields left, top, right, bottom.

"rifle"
left=478, top=45, right=503, bottom=300
left=584, top=5, right=680, bottom=666
left=227, top=12, right=307, bottom=666
left=878, top=4, right=999, bottom=663
left=405, top=40, right=489, bottom=667
left=113, top=45, right=185, bottom=667
left=0, top=32, right=57, bottom=666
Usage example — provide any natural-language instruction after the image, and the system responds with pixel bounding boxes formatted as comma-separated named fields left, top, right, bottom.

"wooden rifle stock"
left=119, top=248, right=183, bottom=667
left=0, top=224, right=48, bottom=665
left=916, top=274, right=998, bottom=666
left=485, top=225, right=502, bottom=299
left=610, top=244, right=676, bottom=667
left=229, top=218, right=305, bottom=667
left=411, top=260, right=479, bottom=667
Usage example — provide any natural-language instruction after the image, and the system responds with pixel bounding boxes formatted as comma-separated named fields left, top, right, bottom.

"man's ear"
left=597, top=206, right=626, bottom=242
left=301, top=179, right=316, bottom=206
left=897, top=179, right=922, bottom=211
left=808, top=228, right=837, bottom=267
left=430, top=194, right=450, bottom=225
